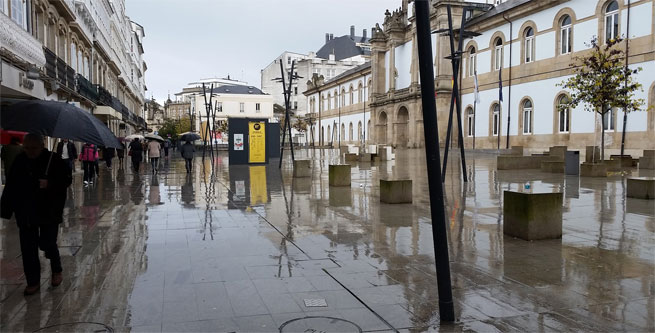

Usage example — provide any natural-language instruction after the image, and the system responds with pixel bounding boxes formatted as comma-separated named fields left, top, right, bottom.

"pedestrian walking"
left=147, top=140, right=161, bottom=173
left=56, top=139, right=77, bottom=173
left=129, top=138, right=143, bottom=173
left=163, top=140, right=170, bottom=157
left=117, top=143, right=125, bottom=168
left=1, top=137, right=23, bottom=180
left=79, top=143, right=97, bottom=185
left=103, top=147, right=115, bottom=170
left=181, top=140, right=195, bottom=173
left=1, top=133, right=72, bottom=296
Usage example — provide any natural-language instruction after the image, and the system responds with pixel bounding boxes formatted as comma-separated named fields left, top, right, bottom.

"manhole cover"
left=280, top=316, right=362, bottom=333
left=304, top=298, right=328, bottom=307
left=34, top=322, right=113, bottom=332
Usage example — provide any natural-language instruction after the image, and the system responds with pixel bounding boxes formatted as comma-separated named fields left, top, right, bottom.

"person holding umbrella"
left=181, top=140, right=195, bottom=173
left=79, top=143, right=98, bottom=185
left=103, top=146, right=115, bottom=170
left=56, top=139, right=77, bottom=173
left=1, top=133, right=72, bottom=295
left=147, top=139, right=161, bottom=173
left=129, top=138, right=144, bottom=173
left=117, top=142, right=125, bottom=168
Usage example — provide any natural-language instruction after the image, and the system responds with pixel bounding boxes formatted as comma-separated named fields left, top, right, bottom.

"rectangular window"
left=561, top=27, right=571, bottom=54
left=525, top=38, right=533, bottom=63
left=294, top=101, right=298, bottom=109
left=217, top=102, right=222, bottom=112
left=495, top=46, right=502, bottom=70
left=468, top=54, right=476, bottom=77
left=294, top=87, right=298, bottom=95
left=240, top=102, right=244, bottom=113
left=523, top=109, right=532, bottom=134
left=10, top=0, right=24, bottom=28
left=605, top=13, right=619, bottom=41
left=467, top=114, right=474, bottom=137
left=559, top=108, right=569, bottom=132
left=255, top=103, right=260, bottom=112
left=493, top=113, right=499, bottom=136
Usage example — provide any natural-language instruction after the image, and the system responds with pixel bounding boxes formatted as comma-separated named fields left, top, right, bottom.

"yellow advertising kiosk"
left=248, top=121, right=266, bottom=163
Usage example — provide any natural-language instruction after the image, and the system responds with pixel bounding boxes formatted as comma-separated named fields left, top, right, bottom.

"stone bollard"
left=503, top=191, right=563, bottom=240
left=359, top=153, right=372, bottom=162
left=580, top=163, right=607, bottom=177
left=329, top=164, right=351, bottom=187
left=549, top=146, right=567, bottom=161
left=626, top=177, right=655, bottom=200
left=380, top=179, right=412, bottom=204
left=344, top=153, right=358, bottom=163
left=639, top=150, right=655, bottom=169
left=293, top=159, right=311, bottom=178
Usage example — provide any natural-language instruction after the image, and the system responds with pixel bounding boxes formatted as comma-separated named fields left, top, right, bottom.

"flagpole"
left=497, top=66, right=502, bottom=150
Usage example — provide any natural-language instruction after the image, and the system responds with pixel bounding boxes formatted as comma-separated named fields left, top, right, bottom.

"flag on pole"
left=473, top=71, right=480, bottom=104
left=498, top=66, right=503, bottom=102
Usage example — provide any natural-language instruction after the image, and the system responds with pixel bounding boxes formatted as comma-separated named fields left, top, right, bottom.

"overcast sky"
left=125, top=0, right=400, bottom=102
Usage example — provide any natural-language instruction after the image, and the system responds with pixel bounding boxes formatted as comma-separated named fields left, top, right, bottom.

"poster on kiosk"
left=248, top=121, right=266, bottom=163
left=228, top=118, right=279, bottom=165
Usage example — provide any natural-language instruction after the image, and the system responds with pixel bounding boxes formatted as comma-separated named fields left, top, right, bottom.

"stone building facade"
left=304, top=0, right=655, bottom=154
left=0, top=0, right=147, bottom=137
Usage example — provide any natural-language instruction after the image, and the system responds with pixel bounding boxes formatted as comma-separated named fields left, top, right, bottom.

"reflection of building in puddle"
left=503, top=239, right=563, bottom=286
left=292, top=177, right=312, bottom=194
left=626, top=199, right=655, bottom=220
left=148, top=177, right=161, bottom=205
left=329, top=187, right=351, bottom=207
left=228, top=165, right=271, bottom=209
left=181, top=175, right=195, bottom=207
left=250, top=166, right=268, bottom=205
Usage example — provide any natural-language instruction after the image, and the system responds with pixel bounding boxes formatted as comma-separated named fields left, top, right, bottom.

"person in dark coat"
left=1, top=133, right=72, bottom=296
left=129, top=138, right=144, bottom=172
left=56, top=139, right=77, bottom=173
left=103, top=147, right=115, bottom=169
left=180, top=140, right=195, bottom=173
left=1, top=137, right=22, bottom=179
left=117, top=143, right=125, bottom=168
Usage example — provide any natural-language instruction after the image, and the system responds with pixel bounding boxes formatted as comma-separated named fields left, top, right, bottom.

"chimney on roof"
left=325, top=33, right=329, bottom=44
left=350, top=25, right=355, bottom=39
left=363, top=29, right=367, bottom=40
left=330, top=33, right=333, bottom=40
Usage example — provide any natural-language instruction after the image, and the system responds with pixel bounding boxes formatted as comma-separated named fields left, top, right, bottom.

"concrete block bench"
left=329, top=164, right=351, bottom=187
left=585, top=146, right=601, bottom=163
left=497, top=155, right=554, bottom=170
left=293, top=159, right=311, bottom=178
left=610, top=155, right=634, bottom=168
left=603, top=158, right=623, bottom=171
left=627, top=177, right=655, bottom=200
left=503, top=191, right=563, bottom=240
left=380, top=179, right=412, bottom=204
left=344, top=153, right=358, bottom=163
left=548, top=146, right=568, bottom=161
left=359, top=153, right=372, bottom=162
left=580, top=163, right=607, bottom=177
left=640, top=151, right=655, bottom=169
left=541, top=161, right=565, bottom=173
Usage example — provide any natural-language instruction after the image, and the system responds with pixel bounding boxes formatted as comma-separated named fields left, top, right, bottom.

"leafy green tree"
left=558, top=37, right=645, bottom=161
left=176, top=117, right=192, bottom=134
left=158, top=119, right=179, bottom=140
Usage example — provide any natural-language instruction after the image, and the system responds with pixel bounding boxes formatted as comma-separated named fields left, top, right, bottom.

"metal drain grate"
left=303, top=298, right=328, bottom=307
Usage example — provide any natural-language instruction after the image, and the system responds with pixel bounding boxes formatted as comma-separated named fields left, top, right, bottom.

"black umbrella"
left=179, top=132, right=201, bottom=141
left=1, top=100, right=122, bottom=148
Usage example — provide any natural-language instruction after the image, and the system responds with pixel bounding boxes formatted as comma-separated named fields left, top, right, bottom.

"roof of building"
left=316, top=35, right=370, bottom=61
left=466, top=0, right=532, bottom=26
left=326, top=62, right=371, bottom=84
left=210, top=85, right=267, bottom=95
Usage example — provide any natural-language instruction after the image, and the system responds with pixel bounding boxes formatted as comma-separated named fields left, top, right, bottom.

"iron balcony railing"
left=44, top=48, right=57, bottom=79
left=76, top=74, right=98, bottom=102
left=66, top=65, right=75, bottom=90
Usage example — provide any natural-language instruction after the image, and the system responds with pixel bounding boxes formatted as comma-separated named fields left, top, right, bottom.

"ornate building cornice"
left=0, top=14, right=46, bottom=67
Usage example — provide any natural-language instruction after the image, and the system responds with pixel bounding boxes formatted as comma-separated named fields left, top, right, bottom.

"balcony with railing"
left=76, top=74, right=98, bottom=102
left=0, top=13, right=46, bottom=67
left=66, top=65, right=76, bottom=90
left=44, top=48, right=57, bottom=79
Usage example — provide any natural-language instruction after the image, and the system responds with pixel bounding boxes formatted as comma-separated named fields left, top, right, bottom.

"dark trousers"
left=83, top=161, right=94, bottom=182
left=132, top=158, right=141, bottom=172
left=19, top=224, right=62, bottom=286
left=106, top=157, right=112, bottom=168
left=150, top=157, right=159, bottom=171
left=164, top=148, right=169, bottom=157
left=185, top=158, right=192, bottom=172
left=63, top=158, right=74, bottom=173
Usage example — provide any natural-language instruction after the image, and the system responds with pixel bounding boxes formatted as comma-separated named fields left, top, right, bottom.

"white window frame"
left=558, top=97, right=570, bottom=133
left=217, top=102, right=223, bottom=112
left=468, top=49, right=476, bottom=77
left=524, top=28, right=534, bottom=63
left=493, top=104, right=500, bottom=136
left=255, top=103, right=260, bottom=112
left=560, top=16, right=572, bottom=55
left=9, top=0, right=26, bottom=29
left=522, top=100, right=532, bottom=134
left=603, top=107, right=615, bottom=130
left=494, top=41, right=503, bottom=71
left=605, top=1, right=619, bottom=41
left=239, top=102, right=244, bottom=113
left=467, top=108, right=474, bottom=137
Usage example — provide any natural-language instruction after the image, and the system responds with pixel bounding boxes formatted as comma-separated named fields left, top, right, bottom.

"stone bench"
left=585, top=146, right=601, bottom=163
left=627, top=177, right=655, bottom=200
left=329, top=164, right=351, bottom=187
left=541, top=161, right=565, bottom=173
left=359, top=153, right=372, bottom=162
left=548, top=146, right=568, bottom=161
left=503, top=191, right=563, bottom=241
left=580, top=163, right=607, bottom=177
left=603, top=158, right=623, bottom=171
left=640, top=150, right=655, bottom=169
left=380, top=179, right=412, bottom=204
left=497, top=155, right=555, bottom=170
left=344, top=153, right=358, bottom=163
left=293, top=159, right=311, bottom=178
left=610, top=155, right=634, bottom=168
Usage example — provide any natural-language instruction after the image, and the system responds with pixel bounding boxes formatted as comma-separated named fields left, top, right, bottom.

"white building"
left=0, top=0, right=148, bottom=136
left=261, top=26, right=371, bottom=119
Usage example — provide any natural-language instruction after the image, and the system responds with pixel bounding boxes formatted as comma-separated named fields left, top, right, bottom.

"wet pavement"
left=0, top=148, right=653, bottom=332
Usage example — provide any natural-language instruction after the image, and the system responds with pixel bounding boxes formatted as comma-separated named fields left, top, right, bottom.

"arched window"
left=492, top=103, right=500, bottom=136
left=557, top=95, right=570, bottom=133
left=358, top=82, right=363, bottom=103
left=358, top=121, right=362, bottom=142
left=71, top=43, right=77, bottom=70
left=327, top=93, right=332, bottom=110
left=494, top=38, right=503, bottom=71
left=605, top=1, right=619, bottom=41
left=522, top=99, right=533, bottom=134
left=349, top=122, right=353, bottom=141
left=341, top=88, right=346, bottom=106
left=340, top=123, right=345, bottom=142
left=349, top=86, right=354, bottom=105
left=560, top=15, right=572, bottom=54
left=466, top=107, right=475, bottom=137
left=524, top=27, right=534, bottom=63
left=334, top=89, right=338, bottom=107
left=468, top=47, right=476, bottom=77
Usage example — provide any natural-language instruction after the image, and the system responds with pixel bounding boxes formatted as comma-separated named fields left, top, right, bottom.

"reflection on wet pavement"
left=1, top=149, right=653, bottom=332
